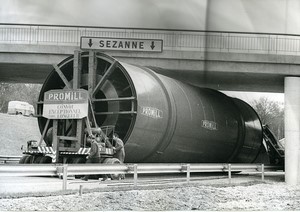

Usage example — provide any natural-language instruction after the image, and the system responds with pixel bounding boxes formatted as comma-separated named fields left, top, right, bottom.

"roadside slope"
left=0, top=113, right=41, bottom=156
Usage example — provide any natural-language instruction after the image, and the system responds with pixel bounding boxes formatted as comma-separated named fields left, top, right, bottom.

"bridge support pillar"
left=284, top=77, right=300, bottom=185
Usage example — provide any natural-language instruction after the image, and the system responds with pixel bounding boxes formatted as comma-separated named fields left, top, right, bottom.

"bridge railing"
left=1, top=23, right=300, bottom=55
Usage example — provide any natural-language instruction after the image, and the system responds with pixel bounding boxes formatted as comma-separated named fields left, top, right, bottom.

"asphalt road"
left=0, top=172, right=284, bottom=196
left=0, top=176, right=115, bottom=194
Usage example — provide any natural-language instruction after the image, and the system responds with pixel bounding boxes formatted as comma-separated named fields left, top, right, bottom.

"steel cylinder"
left=37, top=52, right=263, bottom=163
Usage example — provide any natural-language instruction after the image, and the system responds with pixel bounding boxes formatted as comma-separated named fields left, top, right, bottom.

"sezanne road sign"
left=81, top=37, right=163, bottom=52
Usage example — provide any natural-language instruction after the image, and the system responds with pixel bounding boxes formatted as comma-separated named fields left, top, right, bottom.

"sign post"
left=80, top=37, right=163, bottom=52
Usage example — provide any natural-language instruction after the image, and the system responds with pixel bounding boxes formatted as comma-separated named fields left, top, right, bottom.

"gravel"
left=1, top=180, right=300, bottom=211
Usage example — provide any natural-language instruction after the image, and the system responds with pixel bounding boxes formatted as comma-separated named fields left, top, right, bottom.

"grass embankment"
left=0, top=113, right=41, bottom=156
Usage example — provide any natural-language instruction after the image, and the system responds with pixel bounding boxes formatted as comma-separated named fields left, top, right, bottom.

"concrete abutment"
left=284, top=77, right=300, bottom=185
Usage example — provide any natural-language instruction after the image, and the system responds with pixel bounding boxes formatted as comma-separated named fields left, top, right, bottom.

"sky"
left=222, top=91, right=284, bottom=105
left=1, top=0, right=295, bottom=103
left=0, top=0, right=207, bottom=30
left=1, top=0, right=300, bottom=34
left=207, top=0, right=289, bottom=33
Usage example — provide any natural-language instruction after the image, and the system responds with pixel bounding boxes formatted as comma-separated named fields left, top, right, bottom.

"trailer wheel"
left=72, top=157, right=86, bottom=178
left=103, top=158, right=124, bottom=180
left=19, top=155, right=30, bottom=164
left=65, top=156, right=84, bottom=164
left=73, top=157, right=86, bottom=164
left=25, top=156, right=34, bottom=164
left=39, top=156, right=52, bottom=163
left=33, top=156, right=43, bottom=163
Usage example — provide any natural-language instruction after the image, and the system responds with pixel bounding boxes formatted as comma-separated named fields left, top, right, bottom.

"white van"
left=7, top=101, right=35, bottom=116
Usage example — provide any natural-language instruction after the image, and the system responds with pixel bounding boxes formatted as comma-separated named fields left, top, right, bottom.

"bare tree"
left=251, top=97, right=284, bottom=139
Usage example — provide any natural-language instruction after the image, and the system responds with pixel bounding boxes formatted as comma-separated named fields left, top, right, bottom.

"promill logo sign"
left=141, top=106, right=163, bottom=119
left=202, top=120, right=218, bottom=130
left=43, top=89, right=88, bottom=119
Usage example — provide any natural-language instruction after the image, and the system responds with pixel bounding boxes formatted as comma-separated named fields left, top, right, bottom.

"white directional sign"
left=80, top=37, right=163, bottom=52
left=43, top=89, right=89, bottom=119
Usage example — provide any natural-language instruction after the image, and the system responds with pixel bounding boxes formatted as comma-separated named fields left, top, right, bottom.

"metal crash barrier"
left=0, top=164, right=57, bottom=176
left=0, top=155, right=22, bottom=164
left=0, top=163, right=282, bottom=191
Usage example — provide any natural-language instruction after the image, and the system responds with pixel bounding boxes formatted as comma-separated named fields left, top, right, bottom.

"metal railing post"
left=36, top=26, right=39, bottom=44
left=261, top=164, right=265, bottom=181
left=228, top=164, right=232, bottom=184
left=227, top=33, right=230, bottom=52
left=133, top=164, right=138, bottom=187
left=79, top=185, right=83, bottom=196
left=186, top=164, right=190, bottom=184
left=268, top=34, right=270, bottom=53
left=29, top=26, right=32, bottom=44
left=62, top=164, right=68, bottom=191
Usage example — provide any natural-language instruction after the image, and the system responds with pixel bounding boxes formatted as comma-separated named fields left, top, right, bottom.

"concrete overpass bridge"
left=2, top=24, right=300, bottom=185
left=1, top=24, right=300, bottom=93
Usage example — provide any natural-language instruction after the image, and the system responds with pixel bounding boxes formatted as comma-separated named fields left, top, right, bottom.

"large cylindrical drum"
left=37, top=52, right=263, bottom=163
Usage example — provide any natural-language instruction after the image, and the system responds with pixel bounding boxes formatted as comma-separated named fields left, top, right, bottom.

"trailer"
left=7, top=101, right=35, bottom=116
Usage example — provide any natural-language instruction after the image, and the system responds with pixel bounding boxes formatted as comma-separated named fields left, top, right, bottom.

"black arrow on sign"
left=150, top=41, right=155, bottom=50
left=88, top=39, right=93, bottom=47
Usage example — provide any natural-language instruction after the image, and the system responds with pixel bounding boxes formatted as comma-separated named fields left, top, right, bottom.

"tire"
left=72, top=157, right=86, bottom=178
left=19, top=155, right=30, bottom=164
left=24, top=155, right=34, bottom=164
left=73, top=157, right=86, bottom=164
left=65, top=156, right=86, bottom=164
left=33, top=156, right=43, bottom=163
left=39, top=156, right=52, bottom=163
left=103, top=158, right=123, bottom=180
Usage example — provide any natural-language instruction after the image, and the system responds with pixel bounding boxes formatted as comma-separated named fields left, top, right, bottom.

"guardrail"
left=0, top=164, right=57, bottom=176
left=0, top=155, right=22, bottom=164
left=1, top=23, right=300, bottom=55
left=0, top=163, right=283, bottom=191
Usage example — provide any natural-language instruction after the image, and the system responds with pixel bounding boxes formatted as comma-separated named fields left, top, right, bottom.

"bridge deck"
left=1, top=24, right=300, bottom=92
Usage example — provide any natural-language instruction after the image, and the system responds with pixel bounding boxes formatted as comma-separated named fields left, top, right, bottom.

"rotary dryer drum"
left=37, top=52, right=264, bottom=163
